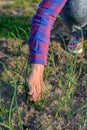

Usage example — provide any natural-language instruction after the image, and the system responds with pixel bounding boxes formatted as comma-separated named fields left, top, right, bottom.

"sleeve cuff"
left=29, top=53, right=47, bottom=65
left=30, top=58, right=47, bottom=65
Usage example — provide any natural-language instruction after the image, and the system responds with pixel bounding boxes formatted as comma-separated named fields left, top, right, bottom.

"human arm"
left=28, top=0, right=67, bottom=101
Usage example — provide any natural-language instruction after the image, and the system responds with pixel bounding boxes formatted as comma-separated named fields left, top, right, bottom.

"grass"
left=0, top=14, right=31, bottom=39
left=0, top=0, right=40, bottom=39
left=0, top=0, right=87, bottom=129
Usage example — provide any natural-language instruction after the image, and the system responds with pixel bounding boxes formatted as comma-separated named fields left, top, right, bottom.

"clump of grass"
left=0, top=106, right=9, bottom=122
left=0, top=27, right=30, bottom=129
left=0, top=14, right=31, bottom=39
left=83, top=110, right=87, bottom=127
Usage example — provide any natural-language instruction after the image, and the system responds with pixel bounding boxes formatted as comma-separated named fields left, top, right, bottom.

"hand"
left=28, top=64, right=44, bottom=101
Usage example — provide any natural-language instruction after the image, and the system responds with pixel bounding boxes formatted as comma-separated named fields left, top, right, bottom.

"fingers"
left=28, top=95, right=37, bottom=102
left=28, top=84, right=42, bottom=101
left=28, top=85, right=36, bottom=101
left=36, top=85, right=42, bottom=101
left=28, top=88, right=33, bottom=96
left=28, top=68, right=44, bottom=102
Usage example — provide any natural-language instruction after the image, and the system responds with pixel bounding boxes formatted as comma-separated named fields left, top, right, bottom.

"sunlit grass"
left=0, top=14, right=31, bottom=39
left=0, top=0, right=87, bottom=130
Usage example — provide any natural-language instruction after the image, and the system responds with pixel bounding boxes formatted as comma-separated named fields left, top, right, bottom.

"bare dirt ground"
left=0, top=0, right=14, bottom=7
left=0, top=1, right=87, bottom=130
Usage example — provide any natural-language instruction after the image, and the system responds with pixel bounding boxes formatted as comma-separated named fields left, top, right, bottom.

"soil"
left=0, top=1, right=87, bottom=130
left=0, top=1, right=15, bottom=7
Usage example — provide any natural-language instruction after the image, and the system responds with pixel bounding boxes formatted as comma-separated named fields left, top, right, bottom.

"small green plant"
left=0, top=106, right=9, bottom=122
left=83, top=110, right=87, bottom=127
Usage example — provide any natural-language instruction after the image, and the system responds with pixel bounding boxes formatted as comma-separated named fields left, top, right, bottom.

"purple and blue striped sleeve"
left=28, top=0, right=67, bottom=65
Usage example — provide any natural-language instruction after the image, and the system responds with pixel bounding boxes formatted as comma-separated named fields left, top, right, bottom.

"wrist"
left=31, top=64, right=44, bottom=72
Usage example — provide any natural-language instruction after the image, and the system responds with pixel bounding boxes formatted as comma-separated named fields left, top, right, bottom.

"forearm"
left=28, top=0, right=67, bottom=65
